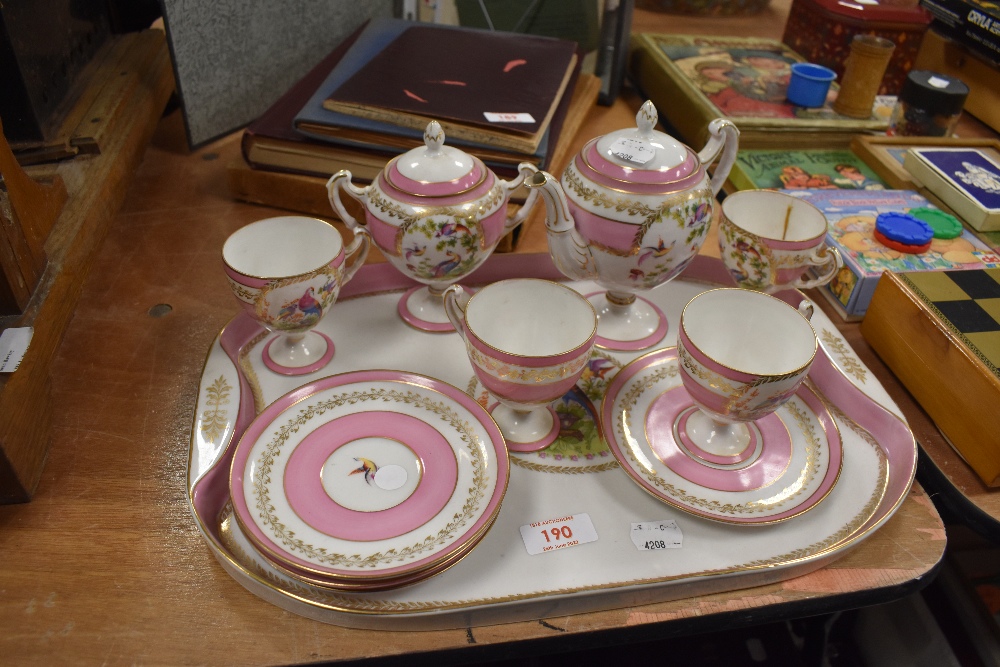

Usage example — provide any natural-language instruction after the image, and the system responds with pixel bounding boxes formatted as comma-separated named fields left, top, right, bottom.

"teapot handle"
left=697, top=119, right=740, bottom=197
left=326, top=170, right=370, bottom=231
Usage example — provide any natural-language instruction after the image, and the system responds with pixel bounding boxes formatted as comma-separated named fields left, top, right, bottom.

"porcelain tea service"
left=219, top=102, right=852, bottom=596
left=524, top=100, right=740, bottom=351
left=326, top=121, right=538, bottom=332
left=222, top=215, right=369, bottom=376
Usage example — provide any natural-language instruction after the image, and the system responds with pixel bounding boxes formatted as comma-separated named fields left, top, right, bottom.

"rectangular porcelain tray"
left=187, top=254, right=916, bottom=630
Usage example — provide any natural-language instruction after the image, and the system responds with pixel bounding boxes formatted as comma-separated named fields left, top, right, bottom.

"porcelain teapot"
left=326, top=121, right=537, bottom=332
left=524, top=101, right=739, bottom=351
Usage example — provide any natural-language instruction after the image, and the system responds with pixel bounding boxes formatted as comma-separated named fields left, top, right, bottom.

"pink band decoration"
left=283, top=411, right=457, bottom=542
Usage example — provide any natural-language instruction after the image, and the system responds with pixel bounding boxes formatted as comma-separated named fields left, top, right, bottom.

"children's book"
left=787, top=189, right=1000, bottom=318
left=727, top=149, right=886, bottom=191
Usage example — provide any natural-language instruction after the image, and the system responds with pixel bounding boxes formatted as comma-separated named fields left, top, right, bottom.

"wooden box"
left=861, top=270, right=1000, bottom=486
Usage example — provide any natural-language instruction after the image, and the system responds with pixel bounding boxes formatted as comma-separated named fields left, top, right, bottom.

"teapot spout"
left=523, top=168, right=597, bottom=282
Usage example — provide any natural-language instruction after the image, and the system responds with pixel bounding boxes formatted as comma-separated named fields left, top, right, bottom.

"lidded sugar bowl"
left=525, top=101, right=739, bottom=350
left=327, top=121, right=537, bottom=332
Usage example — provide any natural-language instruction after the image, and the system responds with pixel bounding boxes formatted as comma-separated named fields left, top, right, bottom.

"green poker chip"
left=909, top=207, right=963, bottom=239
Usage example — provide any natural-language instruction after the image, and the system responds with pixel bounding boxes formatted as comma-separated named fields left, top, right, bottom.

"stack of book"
left=228, top=18, right=599, bottom=248
left=921, top=0, right=1000, bottom=67
left=628, top=33, right=888, bottom=150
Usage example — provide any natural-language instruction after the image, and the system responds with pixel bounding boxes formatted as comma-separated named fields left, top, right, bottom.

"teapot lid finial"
left=636, top=101, right=657, bottom=137
left=424, top=121, right=445, bottom=155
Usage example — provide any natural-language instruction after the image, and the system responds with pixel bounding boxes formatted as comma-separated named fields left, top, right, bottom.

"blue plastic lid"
left=875, top=212, right=934, bottom=246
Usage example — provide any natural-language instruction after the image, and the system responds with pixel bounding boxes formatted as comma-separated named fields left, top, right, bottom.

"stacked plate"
left=229, top=370, right=509, bottom=591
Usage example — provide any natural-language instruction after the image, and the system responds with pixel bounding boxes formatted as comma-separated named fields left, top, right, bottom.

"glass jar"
left=888, top=70, right=969, bottom=136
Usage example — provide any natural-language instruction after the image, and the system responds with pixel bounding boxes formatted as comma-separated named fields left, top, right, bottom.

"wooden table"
left=0, top=5, right=955, bottom=665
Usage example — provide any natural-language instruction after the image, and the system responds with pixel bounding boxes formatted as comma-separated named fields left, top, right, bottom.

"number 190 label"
left=519, top=513, right=598, bottom=556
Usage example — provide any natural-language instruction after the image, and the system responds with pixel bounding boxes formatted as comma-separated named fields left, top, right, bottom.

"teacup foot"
left=586, top=292, right=668, bottom=352
left=398, top=286, right=457, bottom=333
left=263, top=331, right=335, bottom=376
left=489, top=404, right=561, bottom=452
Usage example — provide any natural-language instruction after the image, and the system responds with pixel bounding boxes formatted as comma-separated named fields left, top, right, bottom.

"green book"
left=727, top=149, right=886, bottom=192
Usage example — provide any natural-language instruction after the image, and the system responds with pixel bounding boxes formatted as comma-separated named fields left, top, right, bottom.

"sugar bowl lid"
left=585, top=101, right=701, bottom=189
left=384, top=121, right=488, bottom=197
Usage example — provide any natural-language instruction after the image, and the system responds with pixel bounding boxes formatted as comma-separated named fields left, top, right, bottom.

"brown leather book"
left=322, top=24, right=577, bottom=154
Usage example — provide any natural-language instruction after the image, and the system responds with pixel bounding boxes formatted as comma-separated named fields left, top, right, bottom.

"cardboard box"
left=788, top=188, right=1000, bottom=319
left=904, top=147, right=1000, bottom=232
left=783, top=0, right=932, bottom=95
left=861, top=270, right=1000, bottom=486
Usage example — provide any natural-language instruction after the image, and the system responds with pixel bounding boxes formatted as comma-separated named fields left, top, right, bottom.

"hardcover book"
left=787, top=188, right=1000, bottom=318
left=861, top=269, right=1000, bottom=486
left=629, top=33, right=887, bottom=150
left=726, top=149, right=886, bottom=192
left=904, top=147, right=1000, bottom=232
left=319, top=22, right=577, bottom=154
left=294, top=18, right=554, bottom=162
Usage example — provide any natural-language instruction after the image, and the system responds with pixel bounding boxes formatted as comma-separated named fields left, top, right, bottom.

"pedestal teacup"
left=223, top=216, right=369, bottom=376
left=675, top=288, right=817, bottom=456
left=443, top=279, right=597, bottom=451
left=719, top=190, right=842, bottom=293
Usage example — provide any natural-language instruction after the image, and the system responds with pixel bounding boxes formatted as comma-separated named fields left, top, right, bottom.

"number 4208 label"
left=630, top=520, right=683, bottom=551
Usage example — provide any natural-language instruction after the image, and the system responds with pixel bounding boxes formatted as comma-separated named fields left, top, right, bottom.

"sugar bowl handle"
left=326, top=170, right=371, bottom=231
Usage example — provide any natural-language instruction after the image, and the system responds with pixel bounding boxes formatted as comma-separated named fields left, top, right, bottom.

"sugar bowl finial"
left=637, top=100, right=657, bottom=137
left=423, top=121, right=445, bottom=155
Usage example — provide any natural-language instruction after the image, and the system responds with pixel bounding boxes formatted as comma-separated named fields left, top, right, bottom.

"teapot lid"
left=385, top=121, right=488, bottom=197
left=585, top=101, right=700, bottom=188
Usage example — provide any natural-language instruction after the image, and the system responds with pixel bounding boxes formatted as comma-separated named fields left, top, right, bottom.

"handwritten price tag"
left=609, top=137, right=655, bottom=165
left=630, top=520, right=683, bottom=551
left=519, top=513, right=598, bottom=555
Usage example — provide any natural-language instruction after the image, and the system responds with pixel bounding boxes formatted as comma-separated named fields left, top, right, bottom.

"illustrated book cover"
left=629, top=33, right=888, bottom=150
left=786, top=188, right=1000, bottom=318
left=861, top=269, right=1000, bottom=486
left=726, top=149, right=886, bottom=192
left=904, top=147, right=1000, bottom=232
left=320, top=22, right=577, bottom=154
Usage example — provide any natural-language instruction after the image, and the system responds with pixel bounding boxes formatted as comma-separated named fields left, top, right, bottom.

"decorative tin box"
left=782, top=0, right=932, bottom=95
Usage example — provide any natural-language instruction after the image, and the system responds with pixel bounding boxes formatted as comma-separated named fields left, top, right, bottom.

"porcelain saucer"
left=600, top=347, right=843, bottom=524
left=229, top=369, right=509, bottom=581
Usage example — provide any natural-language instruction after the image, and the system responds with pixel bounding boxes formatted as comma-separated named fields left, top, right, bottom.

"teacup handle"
left=798, top=299, right=815, bottom=321
left=442, top=285, right=473, bottom=343
left=326, top=170, right=370, bottom=231
left=792, top=247, right=843, bottom=291
left=340, top=227, right=371, bottom=286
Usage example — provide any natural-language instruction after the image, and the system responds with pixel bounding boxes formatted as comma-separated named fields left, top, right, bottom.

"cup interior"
left=681, top=289, right=816, bottom=376
left=466, top=279, right=596, bottom=358
left=223, top=216, right=343, bottom=279
left=721, top=192, right=827, bottom=243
